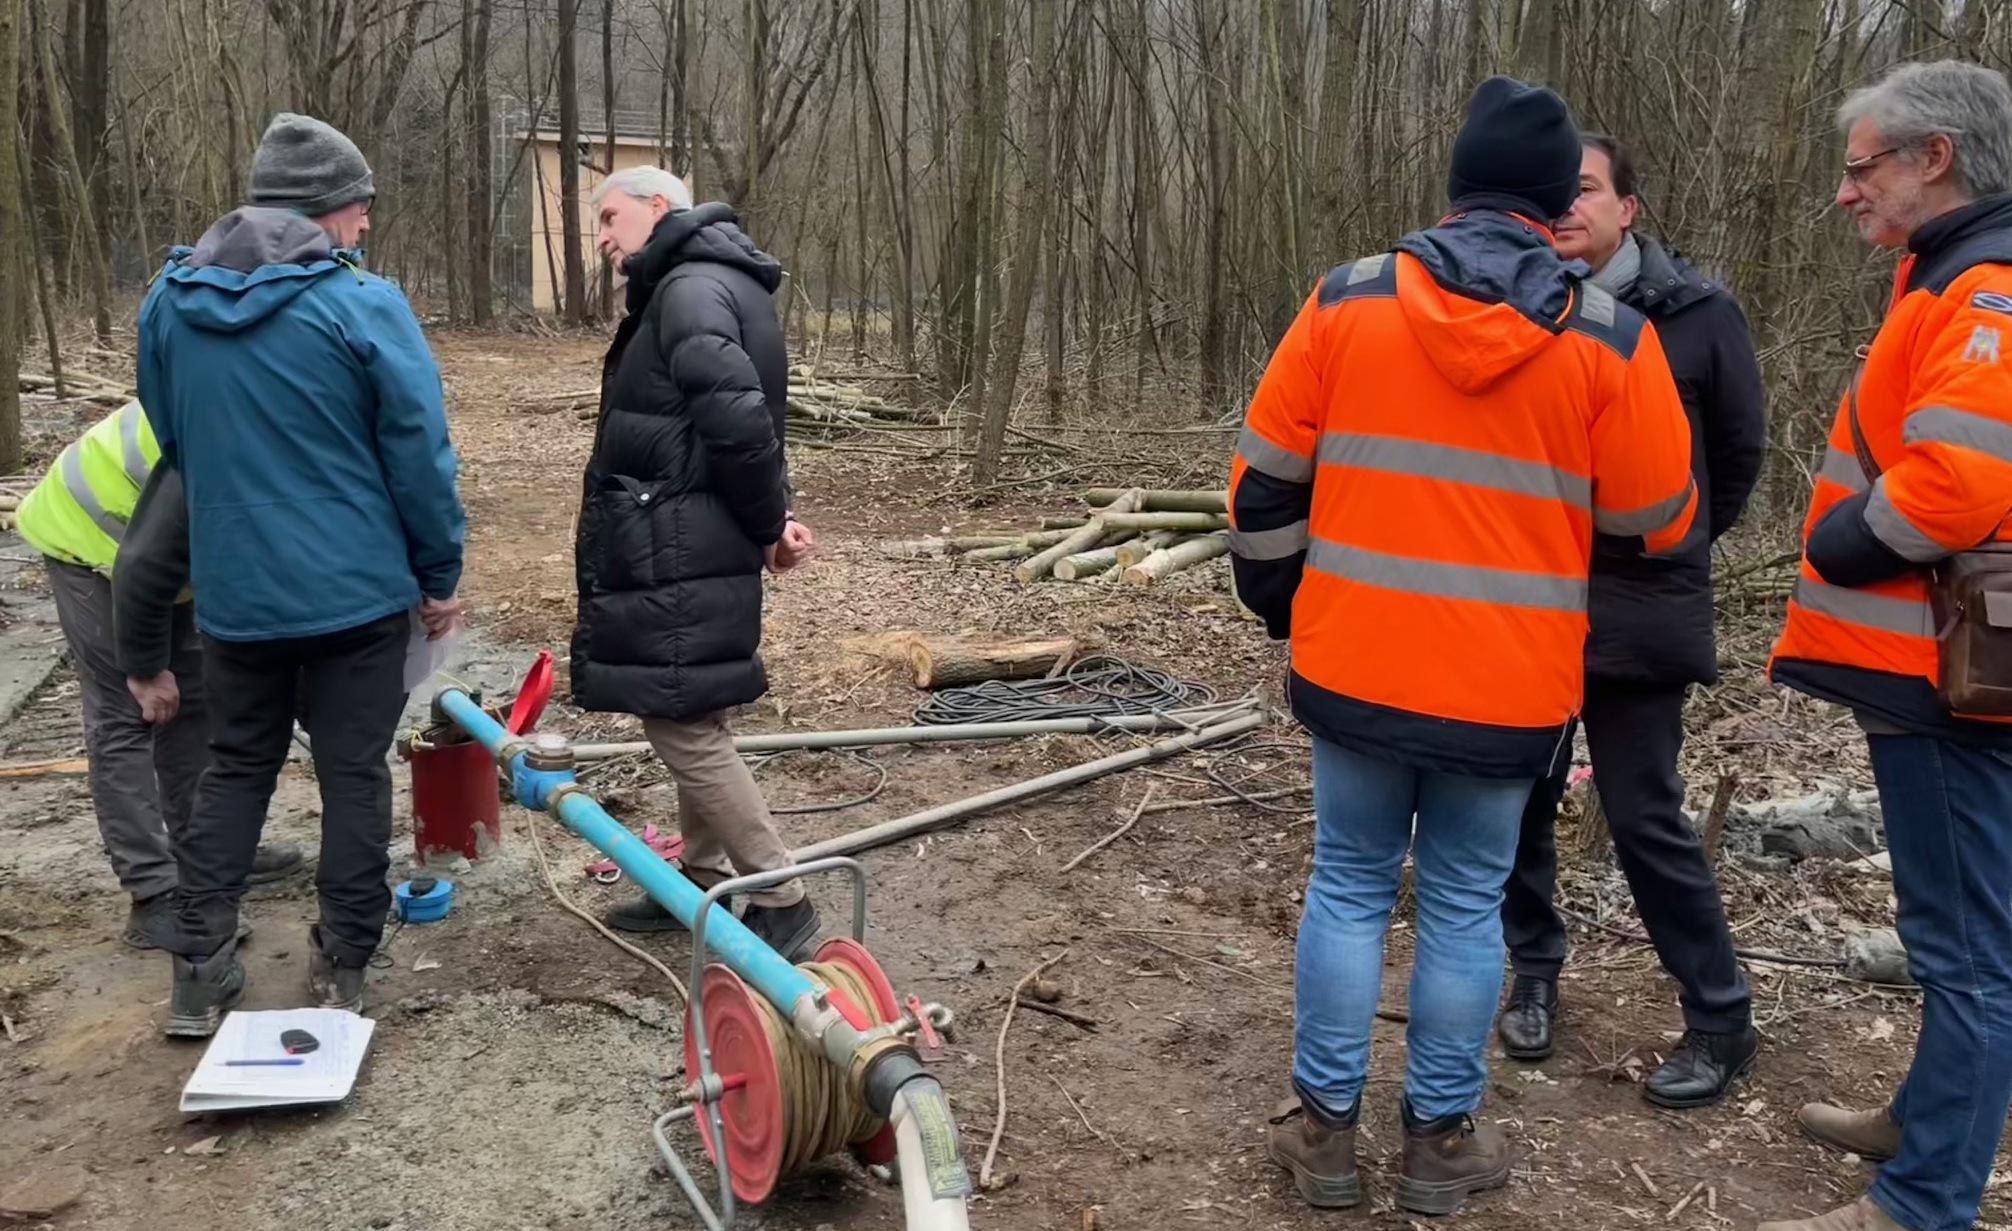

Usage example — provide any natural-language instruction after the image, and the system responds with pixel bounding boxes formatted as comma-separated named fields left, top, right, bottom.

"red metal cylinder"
left=410, top=734, right=502, bottom=864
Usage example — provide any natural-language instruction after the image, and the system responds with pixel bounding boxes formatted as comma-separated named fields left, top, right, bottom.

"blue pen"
left=224, top=1058, right=306, bottom=1067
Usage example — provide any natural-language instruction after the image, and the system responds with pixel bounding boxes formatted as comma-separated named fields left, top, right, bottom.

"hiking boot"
left=1758, top=1196, right=1908, bottom=1231
left=245, top=842, right=309, bottom=886
left=1796, top=1102, right=1901, bottom=1162
left=125, top=895, right=253, bottom=951
left=307, top=924, right=366, bottom=1012
left=1644, top=1026, right=1758, bottom=1108
left=1397, top=1103, right=1512, bottom=1216
left=1497, top=975, right=1558, bottom=1061
left=743, top=898, right=820, bottom=962
left=166, top=937, right=246, bottom=1038
left=123, top=892, right=178, bottom=951
left=1266, top=1095, right=1360, bottom=1208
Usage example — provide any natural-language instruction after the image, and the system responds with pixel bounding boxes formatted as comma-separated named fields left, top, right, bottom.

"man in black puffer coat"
left=1496, top=135, right=1768, bottom=1107
left=572, top=168, right=819, bottom=959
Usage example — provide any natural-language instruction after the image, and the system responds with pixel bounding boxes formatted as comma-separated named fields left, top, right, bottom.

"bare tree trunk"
left=19, top=134, right=62, bottom=399
left=441, top=84, right=459, bottom=319
left=1196, top=0, right=1231, bottom=409
left=598, top=0, right=615, bottom=318
left=743, top=0, right=767, bottom=223
left=972, top=0, right=1055, bottom=484
left=558, top=0, right=587, bottom=322
left=1126, top=0, right=1153, bottom=407
left=32, top=0, right=109, bottom=341
left=466, top=0, right=494, bottom=324
left=671, top=0, right=689, bottom=175
left=0, top=0, right=22, bottom=475
left=963, top=0, right=1007, bottom=441
left=76, top=0, right=108, bottom=256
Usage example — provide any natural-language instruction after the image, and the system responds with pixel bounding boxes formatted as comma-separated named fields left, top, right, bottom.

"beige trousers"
left=643, top=712, right=803, bottom=907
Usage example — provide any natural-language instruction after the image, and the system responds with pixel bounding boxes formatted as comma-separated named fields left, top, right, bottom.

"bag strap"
left=1845, top=344, right=1881, bottom=482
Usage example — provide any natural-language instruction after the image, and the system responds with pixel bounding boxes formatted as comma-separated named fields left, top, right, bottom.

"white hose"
left=891, top=1085, right=974, bottom=1231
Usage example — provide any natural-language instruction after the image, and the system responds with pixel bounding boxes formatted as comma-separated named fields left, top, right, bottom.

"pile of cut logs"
left=890, top=488, right=1232, bottom=585
left=532, top=365, right=932, bottom=427
left=17, top=370, right=133, bottom=408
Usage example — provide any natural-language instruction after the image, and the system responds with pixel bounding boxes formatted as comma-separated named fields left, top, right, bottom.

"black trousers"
left=1501, top=677, right=1752, bottom=1033
left=171, top=611, right=409, bottom=966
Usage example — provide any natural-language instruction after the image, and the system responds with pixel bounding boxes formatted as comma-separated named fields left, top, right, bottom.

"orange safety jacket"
left=1771, top=196, right=2012, bottom=741
left=1228, top=209, right=1697, bottom=778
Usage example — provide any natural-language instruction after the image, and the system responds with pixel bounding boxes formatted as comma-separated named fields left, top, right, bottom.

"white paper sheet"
left=179, top=1008, right=376, bottom=1113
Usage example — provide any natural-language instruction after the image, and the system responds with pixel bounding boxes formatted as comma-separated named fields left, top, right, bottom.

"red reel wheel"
left=683, top=964, right=785, bottom=1205
left=812, top=937, right=902, bottom=1167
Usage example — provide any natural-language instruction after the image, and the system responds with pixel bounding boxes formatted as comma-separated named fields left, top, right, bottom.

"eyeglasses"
left=1843, top=147, right=1905, bottom=184
left=360, top=196, right=375, bottom=216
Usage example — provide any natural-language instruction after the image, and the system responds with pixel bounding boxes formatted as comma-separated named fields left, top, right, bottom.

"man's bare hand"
left=128, top=672, right=181, bottom=725
left=420, top=596, right=466, bottom=641
left=765, top=520, right=816, bottom=573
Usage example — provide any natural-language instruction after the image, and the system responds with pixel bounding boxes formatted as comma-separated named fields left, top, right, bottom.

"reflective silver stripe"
left=1237, top=424, right=1315, bottom=484
left=59, top=444, right=125, bottom=543
left=117, top=403, right=150, bottom=486
left=1594, top=477, right=1696, bottom=537
left=1317, top=432, right=1592, bottom=507
left=1306, top=538, right=1587, bottom=611
left=1903, top=405, right=2012, bottom=464
left=1864, top=478, right=1947, bottom=562
left=1792, top=576, right=1932, bottom=638
left=1346, top=254, right=1389, bottom=285
left=1228, top=520, right=1308, bottom=561
left=1817, top=444, right=1869, bottom=492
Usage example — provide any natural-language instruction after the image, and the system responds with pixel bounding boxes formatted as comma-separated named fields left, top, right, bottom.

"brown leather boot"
left=1796, top=1102, right=1901, bottom=1162
left=1397, top=1104, right=1511, bottom=1215
left=1266, top=1096, right=1360, bottom=1208
left=1757, top=1196, right=1908, bottom=1230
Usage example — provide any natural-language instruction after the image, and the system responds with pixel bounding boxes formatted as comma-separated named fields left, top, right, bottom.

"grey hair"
left=1837, top=60, right=2012, bottom=196
left=590, top=165, right=693, bottom=212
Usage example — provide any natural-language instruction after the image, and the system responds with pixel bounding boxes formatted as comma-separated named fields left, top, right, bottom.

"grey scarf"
left=1588, top=231, right=1642, bottom=296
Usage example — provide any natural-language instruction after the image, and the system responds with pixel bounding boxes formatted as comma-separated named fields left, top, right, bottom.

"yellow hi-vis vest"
left=15, top=400, right=160, bottom=574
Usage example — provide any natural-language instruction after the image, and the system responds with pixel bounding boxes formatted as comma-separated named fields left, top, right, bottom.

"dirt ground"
left=1, top=330, right=2003, bottom=1231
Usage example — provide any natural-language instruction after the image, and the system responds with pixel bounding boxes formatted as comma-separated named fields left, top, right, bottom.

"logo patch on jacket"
left=1972, top=290, right=2012, bottom=316
left=1964, top=324, right=2002, bottom=364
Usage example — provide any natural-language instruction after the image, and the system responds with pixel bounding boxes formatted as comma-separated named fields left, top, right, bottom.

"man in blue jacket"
left=137, top=113, right=465, bottom=1036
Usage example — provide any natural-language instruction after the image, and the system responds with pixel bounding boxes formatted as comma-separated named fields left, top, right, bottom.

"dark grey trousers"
left=45, top=559, right=209, bottom=902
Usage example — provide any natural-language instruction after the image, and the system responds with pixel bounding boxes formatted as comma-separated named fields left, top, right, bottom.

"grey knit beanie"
left=249, top=113, right=375, bottom=216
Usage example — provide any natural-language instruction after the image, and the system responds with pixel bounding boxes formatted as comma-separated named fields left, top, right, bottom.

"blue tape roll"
left=395, top=878, right=455, bottom=923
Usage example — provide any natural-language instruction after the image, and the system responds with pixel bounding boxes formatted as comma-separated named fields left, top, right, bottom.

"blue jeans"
left=1866, top=734, right=2012, bottom=1231
left=1292, top=738, right=1532, bottom=1121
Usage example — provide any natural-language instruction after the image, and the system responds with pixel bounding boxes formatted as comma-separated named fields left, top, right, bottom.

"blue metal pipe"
left=432, top=688, right=823, bottom=1015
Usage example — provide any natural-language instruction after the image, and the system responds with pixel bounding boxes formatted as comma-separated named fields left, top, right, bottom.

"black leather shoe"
left=1644, top=1026, right=1758, bottom=1108
left=1497, top=975, right=1558, bottom=1061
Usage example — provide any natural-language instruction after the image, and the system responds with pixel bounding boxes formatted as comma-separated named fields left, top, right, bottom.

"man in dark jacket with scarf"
left=1496, top=134, right=1768, bottom=1107
left=573, top=167, right=819, bottom=960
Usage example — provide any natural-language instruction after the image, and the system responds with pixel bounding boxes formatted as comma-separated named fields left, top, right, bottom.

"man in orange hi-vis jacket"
left=1763, top=61, right=2012, bottom=1231
left=1235, top=76, right=1696, bottom=1218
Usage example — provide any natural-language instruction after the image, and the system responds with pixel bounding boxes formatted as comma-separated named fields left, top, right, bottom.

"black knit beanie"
left=1446, top=76, right=1582, bottom=221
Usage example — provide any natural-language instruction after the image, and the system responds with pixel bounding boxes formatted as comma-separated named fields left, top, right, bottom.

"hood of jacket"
left=1391, top=210, right=1586, bottom=393
left=623, top=202, right=784, bottom=312
left=157, top=207, right=348, bottom=334
left=1630, top=234, right=1718, bottom=318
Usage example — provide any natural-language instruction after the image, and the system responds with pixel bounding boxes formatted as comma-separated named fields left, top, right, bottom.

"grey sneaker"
left=307, top=925, right=366, bottom=1012
left=166, top=937, right=246, bottom=1038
